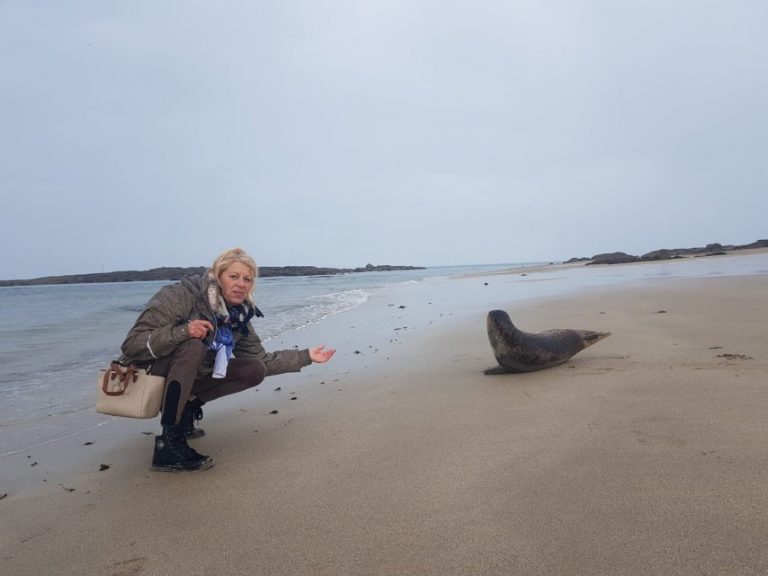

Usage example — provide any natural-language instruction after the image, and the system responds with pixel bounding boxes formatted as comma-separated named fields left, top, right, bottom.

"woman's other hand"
left=187, top=319, right=214, bottom=339
left=309, top=346, right=336, bottom=363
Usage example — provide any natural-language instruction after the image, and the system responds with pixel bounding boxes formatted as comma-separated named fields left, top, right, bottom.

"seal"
left=484, top=310, right=611, bottom=374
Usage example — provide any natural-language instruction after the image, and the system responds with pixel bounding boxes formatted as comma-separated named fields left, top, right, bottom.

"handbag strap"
left=101, top=361, right=140, bottom=396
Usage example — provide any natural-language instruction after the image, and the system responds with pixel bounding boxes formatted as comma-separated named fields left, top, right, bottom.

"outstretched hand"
left=309, top=345, right=336, bottom=363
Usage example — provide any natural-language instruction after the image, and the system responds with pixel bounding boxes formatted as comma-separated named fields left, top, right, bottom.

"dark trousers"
left=151, top=339, right=267, bottom=426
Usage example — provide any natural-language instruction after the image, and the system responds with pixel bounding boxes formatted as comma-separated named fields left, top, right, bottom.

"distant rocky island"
left=567, top=239, right=768, bottom=266
left=0, top=263, right=426, bottom=287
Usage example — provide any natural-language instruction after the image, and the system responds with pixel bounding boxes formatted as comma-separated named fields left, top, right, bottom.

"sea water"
left=1, top=254, right=766, bottom=457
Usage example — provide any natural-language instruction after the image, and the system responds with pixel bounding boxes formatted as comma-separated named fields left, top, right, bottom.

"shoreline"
left=2, top=253, right=767, bottom=489
left=3, top=243, right=766, bottom=287
left=0, top=264, right=427, bottom=287
left=2, top=264, right=767, bottom=575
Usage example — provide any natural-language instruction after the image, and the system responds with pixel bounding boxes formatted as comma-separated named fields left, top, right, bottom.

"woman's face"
left=219, top=262, right=254, bottom=306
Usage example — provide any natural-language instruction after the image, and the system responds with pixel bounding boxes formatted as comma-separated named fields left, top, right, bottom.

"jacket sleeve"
left=235, top=325, right=312, bottom=376
left=120, top=285, right=193, bottom=363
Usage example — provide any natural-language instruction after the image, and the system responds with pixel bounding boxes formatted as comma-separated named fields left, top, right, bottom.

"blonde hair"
left=211, top=248, right=258, bottom=295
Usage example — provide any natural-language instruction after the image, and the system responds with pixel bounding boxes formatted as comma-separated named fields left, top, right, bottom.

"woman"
left=119, top=247, right=335, bottom=472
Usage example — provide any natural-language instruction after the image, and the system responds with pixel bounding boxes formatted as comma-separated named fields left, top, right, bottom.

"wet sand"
left=1, top=270, right=767, bottom=575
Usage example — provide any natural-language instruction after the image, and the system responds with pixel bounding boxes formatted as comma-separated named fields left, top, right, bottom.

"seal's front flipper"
left=483, top=365, right=512, bottom=375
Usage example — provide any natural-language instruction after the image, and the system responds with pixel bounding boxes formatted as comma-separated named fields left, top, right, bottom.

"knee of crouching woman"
left=243, top=358, right=267, bottom=387
left=175, top=338, right=209, bottom=363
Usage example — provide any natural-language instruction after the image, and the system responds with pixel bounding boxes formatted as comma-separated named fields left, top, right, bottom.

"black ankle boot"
left=179, top=399, right=206, bottom=439
left=151, top=425, right=213, bottom=472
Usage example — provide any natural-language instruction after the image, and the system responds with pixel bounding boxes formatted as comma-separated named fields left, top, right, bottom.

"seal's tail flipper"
left=579, top=331, right=611, bottom=347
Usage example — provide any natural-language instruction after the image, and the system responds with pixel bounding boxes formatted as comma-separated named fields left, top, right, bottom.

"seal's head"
left=487, top=309, right=513, bottom=326
left=486, top=310, right=519, bottom=349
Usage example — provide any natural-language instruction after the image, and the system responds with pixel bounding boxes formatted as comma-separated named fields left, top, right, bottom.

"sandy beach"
left=1, top=263, right=767, bottom=576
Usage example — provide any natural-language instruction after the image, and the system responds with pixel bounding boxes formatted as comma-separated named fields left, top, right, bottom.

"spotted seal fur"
left=484, top=310, right=611, bottom=374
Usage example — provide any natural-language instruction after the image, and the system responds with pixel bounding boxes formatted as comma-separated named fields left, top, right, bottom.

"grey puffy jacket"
left=119, top=274, right=311, bottom=377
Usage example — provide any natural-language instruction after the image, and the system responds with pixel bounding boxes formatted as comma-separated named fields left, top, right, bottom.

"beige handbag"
left=96, top=362, right=166, bottom=418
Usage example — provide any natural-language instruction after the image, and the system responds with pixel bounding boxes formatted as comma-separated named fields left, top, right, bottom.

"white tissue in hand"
left=212, top=346, right=229, bottom=379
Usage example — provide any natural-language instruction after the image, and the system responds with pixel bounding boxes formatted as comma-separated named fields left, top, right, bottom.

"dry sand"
left=1, top=271, right=767, bottom=576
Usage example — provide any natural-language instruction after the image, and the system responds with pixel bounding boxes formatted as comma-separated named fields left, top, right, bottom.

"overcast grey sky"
left=1, top=1, right=766, bottom=279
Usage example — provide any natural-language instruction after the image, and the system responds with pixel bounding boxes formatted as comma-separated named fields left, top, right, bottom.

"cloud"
left=1, top=0, right=766, bottom=278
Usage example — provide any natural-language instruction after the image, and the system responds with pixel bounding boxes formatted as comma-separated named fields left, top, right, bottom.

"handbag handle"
left=101, top=362, right=140, bottom=396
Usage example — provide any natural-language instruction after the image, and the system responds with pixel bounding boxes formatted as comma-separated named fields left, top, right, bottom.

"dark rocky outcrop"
left=0, top=264, right=426, bottom=287
left=587, top=252, right=640, bottom=265
left=0, top=267, right=209, bottom=286
left=640, top=249, right=673, bottom=261
left=733, top=239, right=768, bottom=250
left=576, top=239, right=767, bottom=266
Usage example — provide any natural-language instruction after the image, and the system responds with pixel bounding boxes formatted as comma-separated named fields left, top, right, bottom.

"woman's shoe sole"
left=150, top=458, right=214, bottom=472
